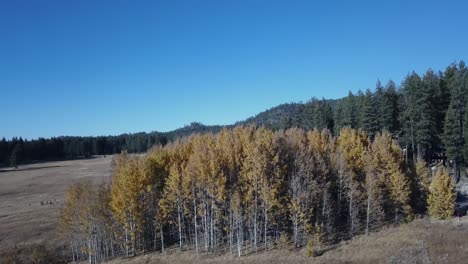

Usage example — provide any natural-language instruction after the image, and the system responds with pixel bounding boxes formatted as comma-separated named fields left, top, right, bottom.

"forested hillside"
left=2, top=61, right=467, bottom=172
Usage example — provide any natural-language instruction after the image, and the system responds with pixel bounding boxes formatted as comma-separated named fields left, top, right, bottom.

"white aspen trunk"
left=204, top=198, right=208, bottom=252
left=154, top=228, right=157, bottom=251
left=193, top=196, right=199, bottom=256
left=210, top=200, right=214, bottom=251
left=230, top=207, right=233, bottom=254
left=110, top=232, right=115, bottom=258
left=125, top=224, right=129, bottom=257
left=264, top=208, right=267, bottom=252
left=349, top=195, right=354, bottom=236
left=160, top=219, right=165, bottom=253
left=177, top=201, right=183, bottom=250
left=105, top=232, right=109, bottom=260
left=366, top=195, right=370, bottom=236
left=70, top=237, right=76, bottom=262
left=131, top=220, right=136, bottom=256
left=338, top=164, right=343, bottom=218
left=254, top=185, right=258, bottom=253
left=237, top=211, right=241, bottom=257
left=293, top=214, right=298, bottom=247
left=88, top=239, right=92, bottom=264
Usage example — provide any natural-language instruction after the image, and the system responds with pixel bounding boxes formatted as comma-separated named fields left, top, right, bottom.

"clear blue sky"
left=1, top=0, right=467, bottom=139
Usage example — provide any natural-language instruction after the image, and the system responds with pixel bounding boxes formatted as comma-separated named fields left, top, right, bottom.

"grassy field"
left=0, top=156, right=113, bottom=251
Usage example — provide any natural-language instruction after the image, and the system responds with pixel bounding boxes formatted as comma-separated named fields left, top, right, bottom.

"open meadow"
left=0, top=156, right=113, bottom=252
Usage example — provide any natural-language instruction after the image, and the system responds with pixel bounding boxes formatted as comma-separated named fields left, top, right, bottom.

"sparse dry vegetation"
left=99, top=218, right=468, bottom=264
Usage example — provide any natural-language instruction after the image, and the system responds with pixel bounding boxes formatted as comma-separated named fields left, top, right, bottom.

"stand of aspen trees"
left=59, top=126, right=452, bottom=263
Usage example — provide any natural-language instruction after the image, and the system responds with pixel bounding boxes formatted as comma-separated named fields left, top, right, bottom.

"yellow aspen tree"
left=159, top=139, right=192, bottom=251
left=337, top=127, right=370, bottom=235
left=428, top=168, right=456, bottom=220
left=363, top=134, right=390, bottom=234
left=307, top=129, right=336, bottom=239
left=231, top=190, right=243, bottom=256
left=59, top=182, right=84, bottom=262
left=216, top=128, right=243, bottom=254
left=147, top=146, right=170, bottom=252
left=184, top=134, right=211, bottom=253
left=282, top=128, right=309, bottom=247
left=110, top=154, right=152, bottom=256
left=60, top=181, right=114, bottom=263
left=372, top=132, right=412, bottom=222
left=207, top=133, right=227, bottom=251
left=244, top=127, right=280, bottom=252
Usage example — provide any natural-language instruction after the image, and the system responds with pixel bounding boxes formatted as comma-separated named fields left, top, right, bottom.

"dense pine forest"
left=2, top=62, right=467, bottom=172
left=54, top=62, right=468, bottom=263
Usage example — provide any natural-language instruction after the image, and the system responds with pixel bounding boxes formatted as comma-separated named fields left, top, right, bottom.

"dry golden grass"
left=0, top=156, right=113, bottom=251
left=103, top=217, right=468, bottom=264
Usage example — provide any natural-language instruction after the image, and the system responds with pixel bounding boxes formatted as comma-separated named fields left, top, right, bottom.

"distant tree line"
left=59, top=126, right=455, bottom=263
left=0, top=122, right=223, bottom=167
left=0, top=133, right=167, bottom=167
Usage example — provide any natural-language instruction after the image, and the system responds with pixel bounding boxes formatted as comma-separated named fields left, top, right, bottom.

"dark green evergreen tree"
left=333, top=101, right=345, bottom=134
left=414, top=70, right=439, bottom=162
left=342, top=91, right=359, bottom=128
left=443, top=102, right=463, bottom=182
left=361, top=89, right=379, bottom=138
left=379, top=80, right=400, bottom=133
left=313, top=98, right=334, bottom=131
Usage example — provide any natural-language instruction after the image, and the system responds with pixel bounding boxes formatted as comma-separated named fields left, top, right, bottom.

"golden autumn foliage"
left=428, top=168, right=456, bottom=220
left=59, top=126, right=437, bottom=262
left=110, top=154, right=153, bottom=256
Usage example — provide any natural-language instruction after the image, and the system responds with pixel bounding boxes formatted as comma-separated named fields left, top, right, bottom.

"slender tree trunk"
left=131, top=221, right=136, bottom=257
left=254, top=183, right=258, bottom=253
left=70, top=237, right=76, bottom=262
left=366, top=195, right=370, bottom=236
left=293, top=214, right=298, bottom=247
left=177, top=201, right=183, bottom=251
left=111, top=232, right=115, bottom=258
left=417, top=144, right=422, bottom=162
left=203, top=200, right=208, bottom=252
left=88, top=239, right=92, bottom=264
left=264, top=208, right=267, bottom=252
left=193, top=196, right=199, bottom=256
left=210, top=200, right=214, bottom=251
left=125, top=224, right=129, bottom=257
left=349, top=195, right=354, bottom=236
left=405, top=144, right=408, bottom=164
left=160, top=219, right=165, bottom=253
left=237, top=211, right=241, bottom=257
left=230, top=207, right=233, bottom=254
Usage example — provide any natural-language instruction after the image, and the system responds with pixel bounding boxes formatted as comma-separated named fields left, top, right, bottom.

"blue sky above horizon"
left=1, top=0, right=468, bottom=139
